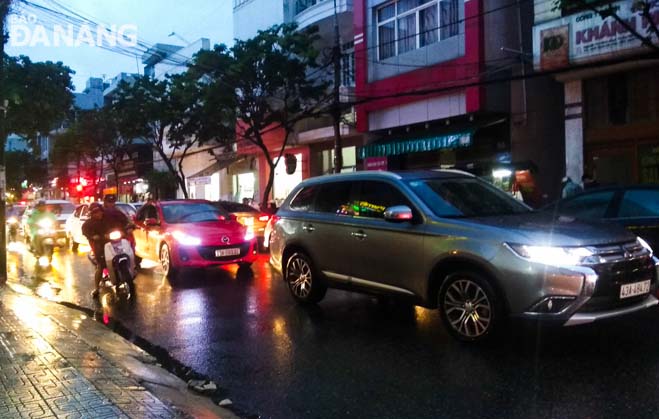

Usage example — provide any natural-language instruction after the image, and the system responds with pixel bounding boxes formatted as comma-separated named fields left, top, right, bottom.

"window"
left=137, top=205, right=158, bottom=222
left=376, top=0, right=460, bottom=60
left=315, top=182, right=354, bottom=215
left=557, top=191, right=615, bottom=219
left=74, top=206, right=83, bottom=217
left=619, top=190, right=659, bottom=218
left=290, top=186, right=318, bottom=212
left=356, top=181, right=413, bottom=219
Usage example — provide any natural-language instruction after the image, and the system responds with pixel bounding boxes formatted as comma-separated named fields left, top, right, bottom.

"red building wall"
left=354, top=0, right=485, bottom=132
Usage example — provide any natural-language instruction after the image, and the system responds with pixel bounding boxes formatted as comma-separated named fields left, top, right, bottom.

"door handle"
left=351, top=231, right=367, bottom=240
left=302, top=224, right=315, bottom=232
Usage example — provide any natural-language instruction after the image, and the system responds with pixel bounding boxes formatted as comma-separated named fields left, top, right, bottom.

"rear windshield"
left=216, top=202, right=257, bottom=213
left=408, top=178, right=530, bottom=218
left=162, top=203, right=229, bottom=224
left=45, top=203, right=75, bottom=215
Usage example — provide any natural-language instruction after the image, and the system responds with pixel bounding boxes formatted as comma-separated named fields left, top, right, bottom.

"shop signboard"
left=364, top=157, right=388, bottom=171
left=533, top=0, right=659, bottom=70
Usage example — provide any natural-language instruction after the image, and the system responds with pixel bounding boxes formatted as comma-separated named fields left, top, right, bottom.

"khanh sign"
left=533, top=0, right=659, bottom=70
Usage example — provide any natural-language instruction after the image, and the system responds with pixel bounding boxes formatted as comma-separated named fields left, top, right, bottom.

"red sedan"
left=133, top=200, right=257, bottom=279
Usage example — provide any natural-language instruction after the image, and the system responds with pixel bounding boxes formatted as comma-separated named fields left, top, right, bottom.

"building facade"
left=533, top=0, right=659, bottom=186
left=232, top=0, right=362, bottom=207
left=355, top=0, right=565, bottom=205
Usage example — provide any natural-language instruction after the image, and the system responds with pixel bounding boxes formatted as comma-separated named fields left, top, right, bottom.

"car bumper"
left=171, top=240, right=258, bottom=268
left=512, top=256, right=659, bottom=326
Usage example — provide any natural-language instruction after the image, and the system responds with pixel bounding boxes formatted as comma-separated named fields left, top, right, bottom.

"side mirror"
left=384, top=205, right=414, bottom=222
left=145, top=218, right=159, bottom=227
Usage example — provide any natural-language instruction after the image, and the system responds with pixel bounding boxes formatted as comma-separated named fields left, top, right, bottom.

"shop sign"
left=364, top=157, right=388, bottom=171
left=533, top=0, right=659, bottom=70
left=190, top=176, right=212, bottom=185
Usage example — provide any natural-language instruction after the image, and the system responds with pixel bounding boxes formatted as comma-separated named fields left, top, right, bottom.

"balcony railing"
left=295, top=0, right=328, bottom=15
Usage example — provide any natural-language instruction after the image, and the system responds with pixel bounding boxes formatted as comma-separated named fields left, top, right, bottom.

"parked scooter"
left=89, top=229, right=136, bottom=297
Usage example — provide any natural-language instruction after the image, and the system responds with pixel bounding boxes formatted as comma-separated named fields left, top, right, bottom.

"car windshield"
left=116, top=203, right=136, bottom=217
left=162, top=203, right=229, bottom=224
left=217, top=202, right=257, bottom=213
left=45, top=203, right=75, bottom=215
left=408, top=178, right=530, bottom=218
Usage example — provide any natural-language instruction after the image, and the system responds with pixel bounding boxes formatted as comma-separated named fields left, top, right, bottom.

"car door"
left=285, top=181, right=358, bottom=282
left=614, top=188, right=659, bottom=250
left=134, top=205, right=152, bottom=258
left=76, top=205, right=89, bottom=244
left=67, top=205, right=82, bottom=241
left=147, top=206, right=165, bottom=260
left=346, top=181, right=426, bottom=296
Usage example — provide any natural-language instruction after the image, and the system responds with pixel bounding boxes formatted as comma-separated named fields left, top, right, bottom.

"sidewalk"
left=0, top=284, right=237, bottom=419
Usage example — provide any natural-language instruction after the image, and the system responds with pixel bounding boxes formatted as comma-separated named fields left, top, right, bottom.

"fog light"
left=528, top=296, right=576, bottom=314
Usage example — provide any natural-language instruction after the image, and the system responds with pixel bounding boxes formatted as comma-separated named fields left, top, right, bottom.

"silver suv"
left=268, top=171, right=658, bottom=341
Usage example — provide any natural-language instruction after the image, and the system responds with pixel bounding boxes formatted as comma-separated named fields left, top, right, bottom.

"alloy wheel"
left=160, top=245, right=171, bottom=276
left=443, top=279, right=492, bottom=339
left=287, top=255, right=313, bottom=299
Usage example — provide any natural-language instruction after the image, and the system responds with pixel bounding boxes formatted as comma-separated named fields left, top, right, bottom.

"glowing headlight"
left=172, top=231, right=201, bottom=246
left=38, top=219, right=53, bottom=229
left=108, top=231, right=122, bottom=241
left=507, top=243, right=594, bottom=266
left=638, top=237, right=653, bottom=257
left=7, top=217, right=17, bottom=224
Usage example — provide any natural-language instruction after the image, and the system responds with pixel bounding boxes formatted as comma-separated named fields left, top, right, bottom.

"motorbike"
left=89, top=229, right=136, bottom=297
left=30, top=218, right=57, bottom=268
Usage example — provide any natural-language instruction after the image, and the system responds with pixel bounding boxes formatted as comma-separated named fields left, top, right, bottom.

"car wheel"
left=438, top=271, right=502, bottom=342
left=239, top=262, right=252, bottom=268
left=160, top=244, right=179, bottom=280
left=285, top=252, right=326, bottom=304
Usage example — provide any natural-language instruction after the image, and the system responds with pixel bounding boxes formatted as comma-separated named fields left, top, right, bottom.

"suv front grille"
left=579, top=241, right=656, bottom=313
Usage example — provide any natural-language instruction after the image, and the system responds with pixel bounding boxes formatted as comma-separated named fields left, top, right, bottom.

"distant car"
left=213, top=201, right=270, bottom=251
left=544, top=185, right=659, bottom=251
left=66, top=202, right=136, bottom=251
left=133, top=200, right=257, bottom=280
left=22, top=200, right=76, bottom=248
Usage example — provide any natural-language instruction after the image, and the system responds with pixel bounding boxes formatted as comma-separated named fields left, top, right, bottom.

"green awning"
left=358, top=131, right=473, bottom=159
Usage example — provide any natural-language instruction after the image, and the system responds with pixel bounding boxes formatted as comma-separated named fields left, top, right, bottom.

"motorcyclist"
left=26, top=200, right=57, bottom=255
left=103, top=194, right=139, bottom=267
left=82, top=202, right=128, bottom=299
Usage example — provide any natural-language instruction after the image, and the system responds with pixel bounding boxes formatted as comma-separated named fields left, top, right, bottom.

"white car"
left=66, top=202, right=137, bottom=251
left=22, top=200, right=76, bottom=248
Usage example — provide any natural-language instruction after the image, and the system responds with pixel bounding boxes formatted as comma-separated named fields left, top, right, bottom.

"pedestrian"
left=582, top=173, right=599, bottom=190
left=561, top=176, right=583, bottom=198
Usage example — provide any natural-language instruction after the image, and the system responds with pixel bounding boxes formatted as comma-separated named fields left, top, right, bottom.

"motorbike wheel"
left=117, top=263, right=135, bottom=296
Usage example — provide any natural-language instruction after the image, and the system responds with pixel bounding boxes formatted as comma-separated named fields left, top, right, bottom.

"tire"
left=71, top=238, right=79, bottom=252
left=285, top=252, right=326, bottom=304
left=239, top=262, right=253, bottom=268
left=438, top=271, right=503, bottom=342
left=160, top=244, right=179, bottom=280
left=117, top=263, right=135, bottom=295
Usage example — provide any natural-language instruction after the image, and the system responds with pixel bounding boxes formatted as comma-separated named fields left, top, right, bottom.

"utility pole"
left=0, top=0, right=10, bottom=285
left=332, top=0, right=343, bottom=174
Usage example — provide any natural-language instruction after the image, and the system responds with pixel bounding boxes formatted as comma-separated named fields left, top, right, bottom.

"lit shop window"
left=377, top=0, right=459, bottom=60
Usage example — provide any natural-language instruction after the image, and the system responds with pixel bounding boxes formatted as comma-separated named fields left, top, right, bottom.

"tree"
left=553, top=0, right=659, bottom=53
left=4, top=150, right=47, bottom=194
left=144, top=170, right=177, bottom=200
left=191, top=24, right=329, bottom=208
left=3, top=55, right=74, bottom=151
left=110, top=75, right=211, bottom=199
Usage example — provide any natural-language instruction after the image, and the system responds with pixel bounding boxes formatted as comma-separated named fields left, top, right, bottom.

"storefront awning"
left=188, top=153, right=242, bottom=179
left=358, top=130, right=473, bottom=159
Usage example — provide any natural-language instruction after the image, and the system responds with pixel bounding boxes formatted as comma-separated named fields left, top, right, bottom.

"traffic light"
left=20, top=180, right=28, bottom=189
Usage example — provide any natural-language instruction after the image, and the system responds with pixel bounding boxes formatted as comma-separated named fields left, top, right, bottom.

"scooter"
left=33, top=219, right=56, bottom=268
left=89, top=229, right=136, bottom=298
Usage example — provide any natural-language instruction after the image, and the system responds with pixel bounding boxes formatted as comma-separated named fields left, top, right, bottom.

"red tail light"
left=258, top=215, right=270, bottom=222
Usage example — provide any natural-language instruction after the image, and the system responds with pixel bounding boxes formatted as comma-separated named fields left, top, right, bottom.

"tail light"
left=258, top=215, right=270, bottom=222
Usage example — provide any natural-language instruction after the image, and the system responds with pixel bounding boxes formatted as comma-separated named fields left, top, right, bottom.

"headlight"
left=108, top=231, right=122, bottom=241
left=506, top=243, right=594, bottom=266
left=244, top=226, right=255, bottom=241
left=7, top=217, right=17, bottom=224
left=38, top=219, right=53, bottom=229
left=638, top=237, right=653, bottom=257
left=172, top=231, right=201, bottom=246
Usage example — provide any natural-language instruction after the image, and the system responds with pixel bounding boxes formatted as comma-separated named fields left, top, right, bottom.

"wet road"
left=7, top=241, right=659, bottom=419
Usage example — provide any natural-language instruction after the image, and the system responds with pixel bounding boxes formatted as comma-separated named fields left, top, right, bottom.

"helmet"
left=89, top=202, right=104, bottom=214
left=104, top=194, right=117, bottom=204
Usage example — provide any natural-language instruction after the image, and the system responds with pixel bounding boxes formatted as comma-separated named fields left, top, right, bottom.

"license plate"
left=215, top=248, right=240, bottom=257
left=619, top=280, right=651, bottom=299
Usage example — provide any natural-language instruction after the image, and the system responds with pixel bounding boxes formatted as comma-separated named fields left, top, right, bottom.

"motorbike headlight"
left=108, top=231, right=122, bottom=241
left=7, top=217, right=17, bottom=224
left=37, top=219, right=53, bottom=229
left=172, top=231, right=201, bottom=246
left=637, top=237, right=653, bottom=257
left=506, top=243, right=594, bottom=267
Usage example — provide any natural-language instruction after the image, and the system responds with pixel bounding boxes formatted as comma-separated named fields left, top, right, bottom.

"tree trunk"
left=262, top=160, right=277, bottom=211
left=0, top=0, right=11, bottom=284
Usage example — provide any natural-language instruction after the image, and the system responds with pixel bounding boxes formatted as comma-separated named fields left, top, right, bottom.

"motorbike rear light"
left=258, top=215, right=270, bottom=222
left=109, top=231, right=122, bottom=241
